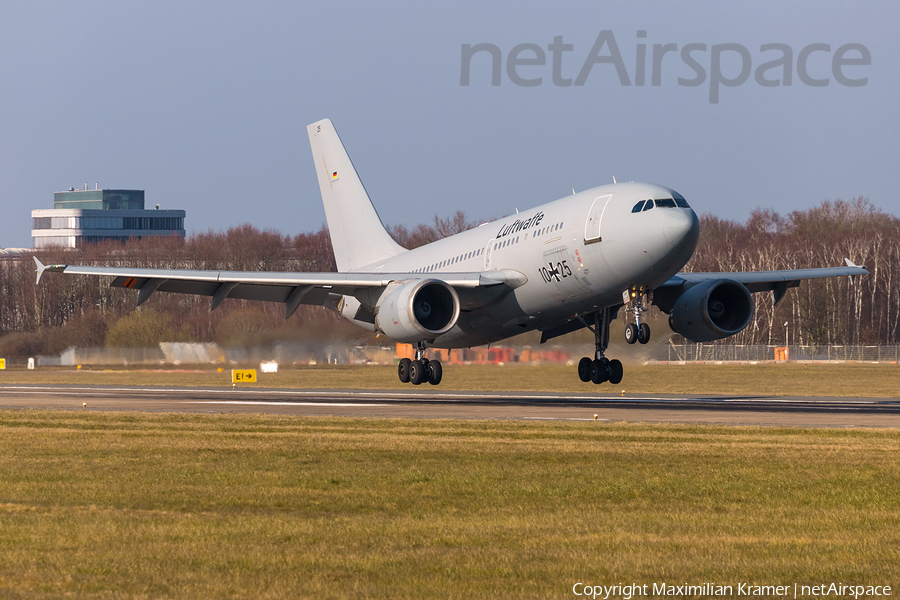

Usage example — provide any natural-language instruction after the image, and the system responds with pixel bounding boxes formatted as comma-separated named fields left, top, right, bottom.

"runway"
left=1, top=384, right=899, bottom=427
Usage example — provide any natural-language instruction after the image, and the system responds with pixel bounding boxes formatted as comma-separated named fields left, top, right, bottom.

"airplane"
left=34, top=118, right=867, bottom=386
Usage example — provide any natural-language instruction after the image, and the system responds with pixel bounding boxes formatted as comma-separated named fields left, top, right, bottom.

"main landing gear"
left=623, top=287, right=651, bottom=345
left=576, top=308, right=623, bottom=385
left=398, top=342, right=443, bottom=386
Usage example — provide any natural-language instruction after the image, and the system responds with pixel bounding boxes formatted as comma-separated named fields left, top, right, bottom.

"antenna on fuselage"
left=613, top=176, right=617, bottom=184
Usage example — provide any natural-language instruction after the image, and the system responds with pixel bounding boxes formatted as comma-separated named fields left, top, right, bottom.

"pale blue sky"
left=1, top=1, right=896, bottom=248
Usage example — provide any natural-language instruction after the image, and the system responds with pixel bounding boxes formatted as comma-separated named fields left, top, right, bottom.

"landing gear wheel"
left=427, top=359, right=442, bottom=385
left=608, top=359, right=623, bottom=385
left=398, top=358, right=411, bottom=383
left=408, top=359, right=425, bottom=385
left=578, top=357, right=592, bottom=382
left=590, top=358, right=610, bottom=384
left=625, top=323, right=638, bottom=344
left=638, top=323, right=650, bottom=344
left=577, top=308, right=619, bottom=386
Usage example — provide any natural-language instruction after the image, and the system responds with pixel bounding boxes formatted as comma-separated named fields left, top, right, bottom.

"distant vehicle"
left=35, top=119, right=867, bottom=385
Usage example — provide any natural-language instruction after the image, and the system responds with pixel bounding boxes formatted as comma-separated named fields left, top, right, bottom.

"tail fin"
left=307, top=119, right=405, bottom=272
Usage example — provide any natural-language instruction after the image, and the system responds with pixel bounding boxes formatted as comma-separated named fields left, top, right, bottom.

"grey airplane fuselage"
left=358, top=181, right=700, bottom=348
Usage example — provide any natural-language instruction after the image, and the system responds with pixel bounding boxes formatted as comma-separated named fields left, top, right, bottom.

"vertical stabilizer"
left=307, top=119, right=406, bottom=272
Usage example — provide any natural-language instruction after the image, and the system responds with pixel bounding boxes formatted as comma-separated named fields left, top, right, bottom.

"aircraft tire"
left=638, top=323, right=650, bottom=344
left=409, top=359, right=424, bottom=385
left=590, top=359, right=609, bottom=384
left=625, top=323, right=638, bottom=344
left=427, top=359, right=442, bottom=385
left=398, top=358, right=411, bottom=383
left=608, top=359, right=623, bottom=385
left=577, top=357, right=592, bottom=382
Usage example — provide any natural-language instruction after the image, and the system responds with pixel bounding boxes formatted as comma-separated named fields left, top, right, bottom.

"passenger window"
left=632, top=201, right=646, bottom=213
left=642, top=201, right=654, bottom=211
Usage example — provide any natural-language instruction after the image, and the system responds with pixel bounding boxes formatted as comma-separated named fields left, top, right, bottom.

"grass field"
left=0, top=411, right=898, bottom=598
left=2, top=362, right=899, bottom=397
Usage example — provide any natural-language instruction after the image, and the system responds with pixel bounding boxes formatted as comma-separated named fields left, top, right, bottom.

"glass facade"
left=33, top=236, right=76, bottom=249
left=122, top=216, right=184, bottom=230
left=33, top=215, right=184, bottom=231
left=53, top=189, right=145, bottom=210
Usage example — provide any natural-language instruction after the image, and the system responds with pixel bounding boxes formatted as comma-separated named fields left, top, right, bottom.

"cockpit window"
left=631, top=200, right=646, bottom=213
left=642, top=200, right=654, bottom=211
left=655, top=198, right=677, bottom=208
left=673, top=191, right=691, bottom=208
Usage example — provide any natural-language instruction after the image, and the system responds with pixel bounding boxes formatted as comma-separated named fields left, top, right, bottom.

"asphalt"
left=1, top=384, right=899, bottom=427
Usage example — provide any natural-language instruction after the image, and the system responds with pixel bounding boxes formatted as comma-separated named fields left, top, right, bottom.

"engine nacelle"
left=670, top=279, right=754, bottom=342
left=375, top=279, right=460, bottom=343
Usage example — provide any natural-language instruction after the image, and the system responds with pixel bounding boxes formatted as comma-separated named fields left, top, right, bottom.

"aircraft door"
left=584, top=194, right=612, bottom=244
left=483, top=238, right=495, bottom=270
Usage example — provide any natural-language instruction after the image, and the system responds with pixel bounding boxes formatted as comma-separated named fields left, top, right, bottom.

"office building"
left=32, top=185, right=186, bottom=248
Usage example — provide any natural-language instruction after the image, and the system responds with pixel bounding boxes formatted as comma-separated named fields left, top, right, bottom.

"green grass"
left=2, top=362, right=900, bottom=397
left=0, top=411, right=898, bottom=598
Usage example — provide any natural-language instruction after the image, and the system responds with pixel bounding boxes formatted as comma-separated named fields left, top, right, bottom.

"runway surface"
left=1, top=384, right=899, bottom=427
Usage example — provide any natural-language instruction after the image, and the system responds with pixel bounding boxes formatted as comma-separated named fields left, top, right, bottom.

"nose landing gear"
left=624, top=288, right=651, bottom=345
left=575, top=308, right=623, bottom=385
left=398, top=342, right=443, bottom=386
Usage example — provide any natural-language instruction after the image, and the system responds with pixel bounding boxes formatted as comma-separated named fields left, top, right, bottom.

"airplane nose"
left=663, top=209, right=700, bottom=250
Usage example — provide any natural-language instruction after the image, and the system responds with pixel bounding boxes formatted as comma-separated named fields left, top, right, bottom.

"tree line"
left=0, top=201, right=896, bottom=359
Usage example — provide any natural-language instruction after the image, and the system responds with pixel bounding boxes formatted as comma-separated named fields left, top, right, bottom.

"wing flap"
left=47, top=263, right=522, bottom=312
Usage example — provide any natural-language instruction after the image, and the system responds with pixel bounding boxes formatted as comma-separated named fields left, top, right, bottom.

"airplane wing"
left=658, top=259, right=868, bottom=305
left=33, top=258, right=524, bottom=317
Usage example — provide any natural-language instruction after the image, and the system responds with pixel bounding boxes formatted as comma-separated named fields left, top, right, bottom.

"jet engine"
left=375, top=279, right=460, bottom=343
left=670, top=279, right=754, bottom=342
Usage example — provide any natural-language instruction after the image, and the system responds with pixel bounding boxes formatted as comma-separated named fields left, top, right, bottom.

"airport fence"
left=35, top=342, right=395, bottom=367
left=32, top=342, right=576, bottom=367
left=32, top=342, right=900, bottom=367
left=665, top=344, right=900, bottom=363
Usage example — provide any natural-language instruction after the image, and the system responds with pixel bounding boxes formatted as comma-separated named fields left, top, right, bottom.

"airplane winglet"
left=844, top=258, right=865, bottom=284
left=33, top=257, right=67, bottom=285
left=34, top=256, right=46, bottom=285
